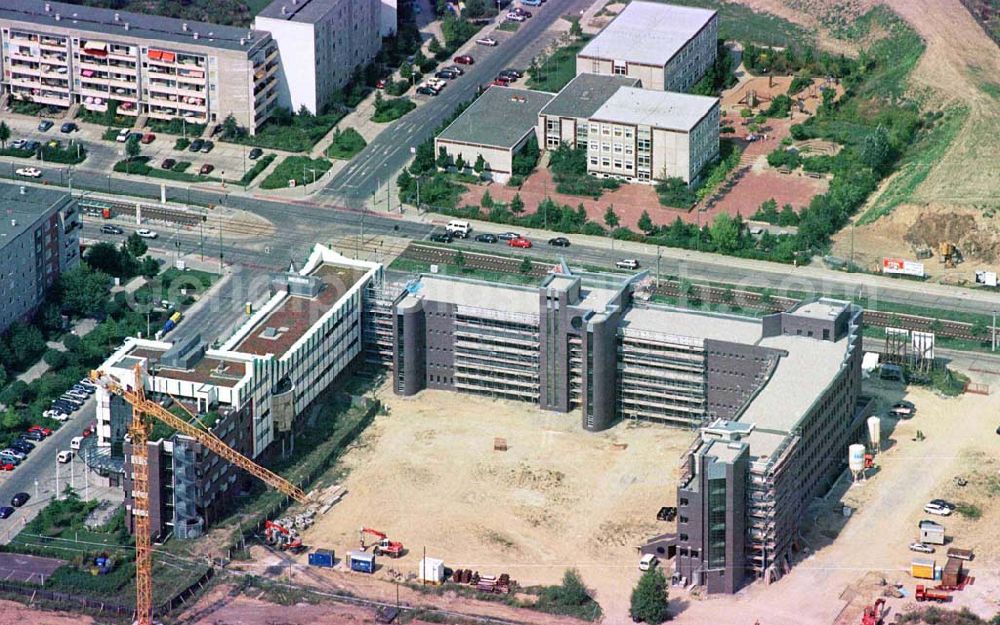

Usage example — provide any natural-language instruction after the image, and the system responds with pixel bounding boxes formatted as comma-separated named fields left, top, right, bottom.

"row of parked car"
left=0, top=424, right=55, bottom=471
left=45, top=378, right=97, bottom=424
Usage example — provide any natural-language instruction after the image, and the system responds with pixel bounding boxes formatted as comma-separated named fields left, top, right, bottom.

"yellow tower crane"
left=91, top=363, right=311, bottom=625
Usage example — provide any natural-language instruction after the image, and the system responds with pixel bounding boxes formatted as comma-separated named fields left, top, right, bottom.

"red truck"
left=915, top=585, right=950, bottom=602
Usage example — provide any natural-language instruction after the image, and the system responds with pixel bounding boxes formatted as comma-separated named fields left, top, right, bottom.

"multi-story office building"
left=255, top=0, right=382, bottom=114
left=576, top=1, right=718, bottom=93
left=0, top=0, right=280, bottom=131
left=376, top=267, right=865, bottom=594
left=0, top=182, right=79, bottom=334
left=587, top=87, right=720, bottom=183
left=536, top=73, right=640, bottom=150
left=93, top=245, right=380, bottom=539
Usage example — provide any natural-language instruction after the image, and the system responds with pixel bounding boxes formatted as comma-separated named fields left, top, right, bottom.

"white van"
left=58, top=450, right=73, bottom=463
left=639, top=553, right=659, bottom=571
left=446, top=220, right=471, bottom=237
left=70, top=436, right=84, bottom=451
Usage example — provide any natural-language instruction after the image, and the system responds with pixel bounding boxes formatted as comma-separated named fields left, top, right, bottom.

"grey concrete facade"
left=0, top=183, right=79, bottom=334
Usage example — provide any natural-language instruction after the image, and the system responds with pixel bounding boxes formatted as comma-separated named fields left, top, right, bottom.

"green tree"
left=778, top=203, right=799, bottom=226
left=125, top=135, right=141, bottom=161
left=710, top=213, right=741, bottom=253
left=428, top=36, right=442, bottom=55
left=860, top=124, right=893, bottom=175
left=638, top=210, right=655, bottom=235
left=629, top=568, right=669, bottom=624
left=124, top=232, right=148, bottom=258
left=400, top=62, right=413, bottom=82
left=43, top=348, right=68, bottom=369
left=8, top=323, right=45, bottom=366
left=510, top=193, right=525, bottom=215
left=436, top=146, right=451, bottom=170
left=57, top=265, right=110, bottom=317
left=603, top=205, right=620, bottom=230
left=140, top=256, right=160, bottom=279
left=0, top=121, right=10, bottom=149
left=2, top=407, right=24, bottom=431
left=480, top=190, right=494, bottom=209
left=453, top=250, right=465, bottom=270
left=519, top=256, right=533, bottom=274
left=454, top=154, right=466, bottom=171
left=569, top=19, right=583, bottom=39
left=221, top=113, right=242, bottom=139
left=474, top=154, right=486, bottom=174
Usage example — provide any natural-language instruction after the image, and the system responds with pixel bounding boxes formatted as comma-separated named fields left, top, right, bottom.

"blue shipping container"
left=348, top=551, right=375, bottom=574
left=308, top=549, right=335, bottom=568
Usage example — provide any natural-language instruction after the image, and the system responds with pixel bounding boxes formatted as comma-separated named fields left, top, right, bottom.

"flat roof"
left=233, top=262, right=367, bottom=357
left=578, top=1, right=716, bottom=67
left=620, top=305, right=762, bottom=345
left=737, top=334, right=849, bottom=461
left=0, top=0, right=269, bottom=52
left=0, top=183, right=70, bottom=243
left=401, top=275, right=540, bottom=318
left=539, top=73, right=639, bottom=119
left=256, top=0, right=336, bottom=22
left=790, top=298, right=850, bottom=321
left=437, top=87, right=554, bottom=150
left=123, top=347, right=248, bottom=388
left=592, top=87, right=718, bottom=131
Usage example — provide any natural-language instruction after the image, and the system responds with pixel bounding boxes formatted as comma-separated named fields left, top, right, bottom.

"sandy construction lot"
left=302, top=384, right=697, bottom=619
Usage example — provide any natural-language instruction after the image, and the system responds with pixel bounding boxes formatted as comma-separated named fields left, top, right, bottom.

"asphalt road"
left=318, top=0, right=594, bottom=204
left=0, top=399, right=93, bottom=542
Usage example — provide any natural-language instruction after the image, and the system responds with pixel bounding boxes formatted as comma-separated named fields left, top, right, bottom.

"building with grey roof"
left=371, top=265, right=866, bottom=596
left=254, top=0, right=381, bottom=114
left=435, top=86, right=554, bottom=183
left=536, top=73, right=639, bottom=150
left=0, top=182, right=80, bottom=333
left=0, top=0, right=280, bottom=131
left=577, top=1, right=718, bottom=92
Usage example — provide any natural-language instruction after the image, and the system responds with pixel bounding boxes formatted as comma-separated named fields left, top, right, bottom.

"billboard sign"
left=882, top=258, right=925, bottom=277
left=975, top=270, right=998, bottom=287
left=911, top=331, right=935, bottom=361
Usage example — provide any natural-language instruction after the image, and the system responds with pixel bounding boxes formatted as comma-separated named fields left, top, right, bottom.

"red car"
left=140, top=133, right=156, bottom=144
left=492, top=77, right=511, bottom=87
left=0, top=463, right=14, bottom=471
left=82, top=425, right=93, bottom=438
left=509, top=237, right=532, bottom=249
left=28, top=425, right=52, bottom=436
left=376, top=78, right=387, bottom=90
left=453, top=55, right=474, bottom=65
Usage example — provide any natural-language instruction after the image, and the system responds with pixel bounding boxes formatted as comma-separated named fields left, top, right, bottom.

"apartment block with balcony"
left=0, top=182, right=80, bottom=334
left=0, top=0, right=279, bottom=132
left=576, top=1, right=718, bottom=93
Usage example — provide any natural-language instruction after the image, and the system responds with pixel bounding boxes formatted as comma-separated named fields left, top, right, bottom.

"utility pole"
left=219, top=214, right=224, bottom=271
left=656, top=245, right=661, bottom=288
left=993, top=310, right=997, bottom=352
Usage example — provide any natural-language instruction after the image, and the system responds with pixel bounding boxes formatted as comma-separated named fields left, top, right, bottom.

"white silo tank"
left=867, top=416, right=882, bottom=451
left=848, top=444, right=866, bottom=474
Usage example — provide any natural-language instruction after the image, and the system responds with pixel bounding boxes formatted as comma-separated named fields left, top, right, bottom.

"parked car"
left=52, top=402, right=77, bottom=414
left=929, top=499, right=956, bottom=510
left=638, top=553, right=659, bottom=571
left=923, top=503, right=952, bottom=516
left=10, top=492, right=30, bottom=508
left=248, top=147, right=264, bottom=160
left=509, top=237, right=532, bottom=249
left=506, top=12, right=526, bottom=22
left=548, top=237, right=570, bottom=247
left=497, top=232, right=520, bottom=241
left=21, top=430, right=45, bottom=442
left=188, top=139, right=205, bottom=152
left=199, top=163, right=214, bottom=175
left=44, top=411, right=69, bottom=422
left=58, top=395, right=84, bottom=407
left=511, top=7, right=533, bottom=17
left=200, top=140, right=214, bottom=153
left=1, top=449, right=26, bottom=461
left=161, top=158, right=177, bottom=170
left=60, top=122, right=78, bottom=133
left=492, top=76, right=512, bottom=87
left=38, top=120, right=54, bottom=132
left=0, top=506, right=14, bottom=518
left=435, top=70, right=458, bottom=80
left=474, top=233, right=498, bottom=243
left=909, top=542, right=935, bottom=554
left=82, top=424, right=94, bottom=438
left=141, top=132, right=156, bottom=144
left=499, top=69, right=523, bottom=79
left=136, top=228, right=158, bottom=239
left=453, top=55, right=475, bottom=65
left=429, top=232, right=454, bottom=243
left=476, top=37, right=499, bottom=47
left=23, top=140, right=41, bottom=152
left=10, top=139, right=26, bottom=150
left=78, top=380, right=96, bottom=390
left=100, top=224, right=125, bottom=235
left=58, top=450, right=73, bottom=464
left=0, top=464, right=14, bottom=473
left=15, top=167, right=42, bottom=178
left=376, top=78, right=388, bottom=90
left=445, top=65, right=464, bottom=75
left=116, top=128, right=131, bottom=142
left=615, top=259, right=640, bottom=270
left=889, top=401, right=915, bottom=417
left=27, top=425, right=51, bottom=436
left=416, top=85, right=438, bottom=96
left=72, top=384, right=94, bottom=395
left=11, top=441, right=34, bottom=454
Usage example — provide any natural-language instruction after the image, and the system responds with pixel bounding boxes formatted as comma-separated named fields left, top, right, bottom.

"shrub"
left=372, top=96, right=416, bottom=123
left=656, top=177, right=697, bottom=208
left=259, top=156, right=332, bottom=190
left=326, top=128, right=367, bottom=159
left=174, top=137, right=191, bottom=151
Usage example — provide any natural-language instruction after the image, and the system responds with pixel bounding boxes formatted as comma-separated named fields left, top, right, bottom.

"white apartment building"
left=587, top=88, right=720, bottom=183
left=255, top=0, right=382, bottom=114
left=576, top=1, right=718, bottom=93
left=0, top=0, right=280, bottom=131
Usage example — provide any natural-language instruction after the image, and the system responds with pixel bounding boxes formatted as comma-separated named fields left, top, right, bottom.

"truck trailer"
left=915, top=585, right=950, bottom=603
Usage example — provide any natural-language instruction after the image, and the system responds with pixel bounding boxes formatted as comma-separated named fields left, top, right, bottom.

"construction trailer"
left=911, top=558, right=936, bottom=580
left=942, top=557, right=963, bottom=587
left=348, top=550, right=376, bottom=574
left=419, top=557, right=446, bottom=584
left=308, top=549, right=335, bottom=568
left=920, top=523, right=946, bottom=546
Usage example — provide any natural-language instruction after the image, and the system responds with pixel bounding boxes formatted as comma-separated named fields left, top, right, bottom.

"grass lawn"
left=133, top=267, right=217, bottom=311
left=240, top=152, right=276, bottom=185
left=666, top=0, right=813, bottom=47
left=113, top=157, right=217, bottom=183
left=259, top=155, right=332, bottom=190
left=526, top=37, right=590, bottom=93
left=388, top=256, right=540, bottom=286
left=498, top=20, right=520, bottom=32
left=372, top=97, right=416, bottom=123
left=227, top=111, right=344, bottom=152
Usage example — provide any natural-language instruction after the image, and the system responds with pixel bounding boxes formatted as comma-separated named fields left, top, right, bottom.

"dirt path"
left=0, top=600, right=97, bottom=625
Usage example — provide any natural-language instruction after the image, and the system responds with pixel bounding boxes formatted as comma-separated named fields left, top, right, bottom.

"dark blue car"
left=0, top=506, right=14, bottom=519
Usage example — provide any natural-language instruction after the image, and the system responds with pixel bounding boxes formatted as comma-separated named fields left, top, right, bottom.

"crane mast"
left=91, top=363, right=310, bottom=625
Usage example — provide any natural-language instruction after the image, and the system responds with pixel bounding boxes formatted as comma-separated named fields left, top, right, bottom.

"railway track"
left=400, top=243, right=981, bottom=341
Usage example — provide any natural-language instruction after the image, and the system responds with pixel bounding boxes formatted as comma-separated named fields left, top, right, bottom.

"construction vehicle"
left=915, top=584, right=950, bottom=602
left=861, top=598, right=885, bottom=625
left=938, top=242, right=962, bottom=268
left=264, top=519, right=304, bottom=552
left=360, top=527, right=405, bottom=558
left=91, top=364, right=312, bottom=625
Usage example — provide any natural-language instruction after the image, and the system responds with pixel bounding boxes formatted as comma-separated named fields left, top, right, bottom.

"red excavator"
left=360, top=527, right=405, bottom=558
left=861, top=598, right=885, bottom=625
left=265, top=520, right=304, bottom=552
